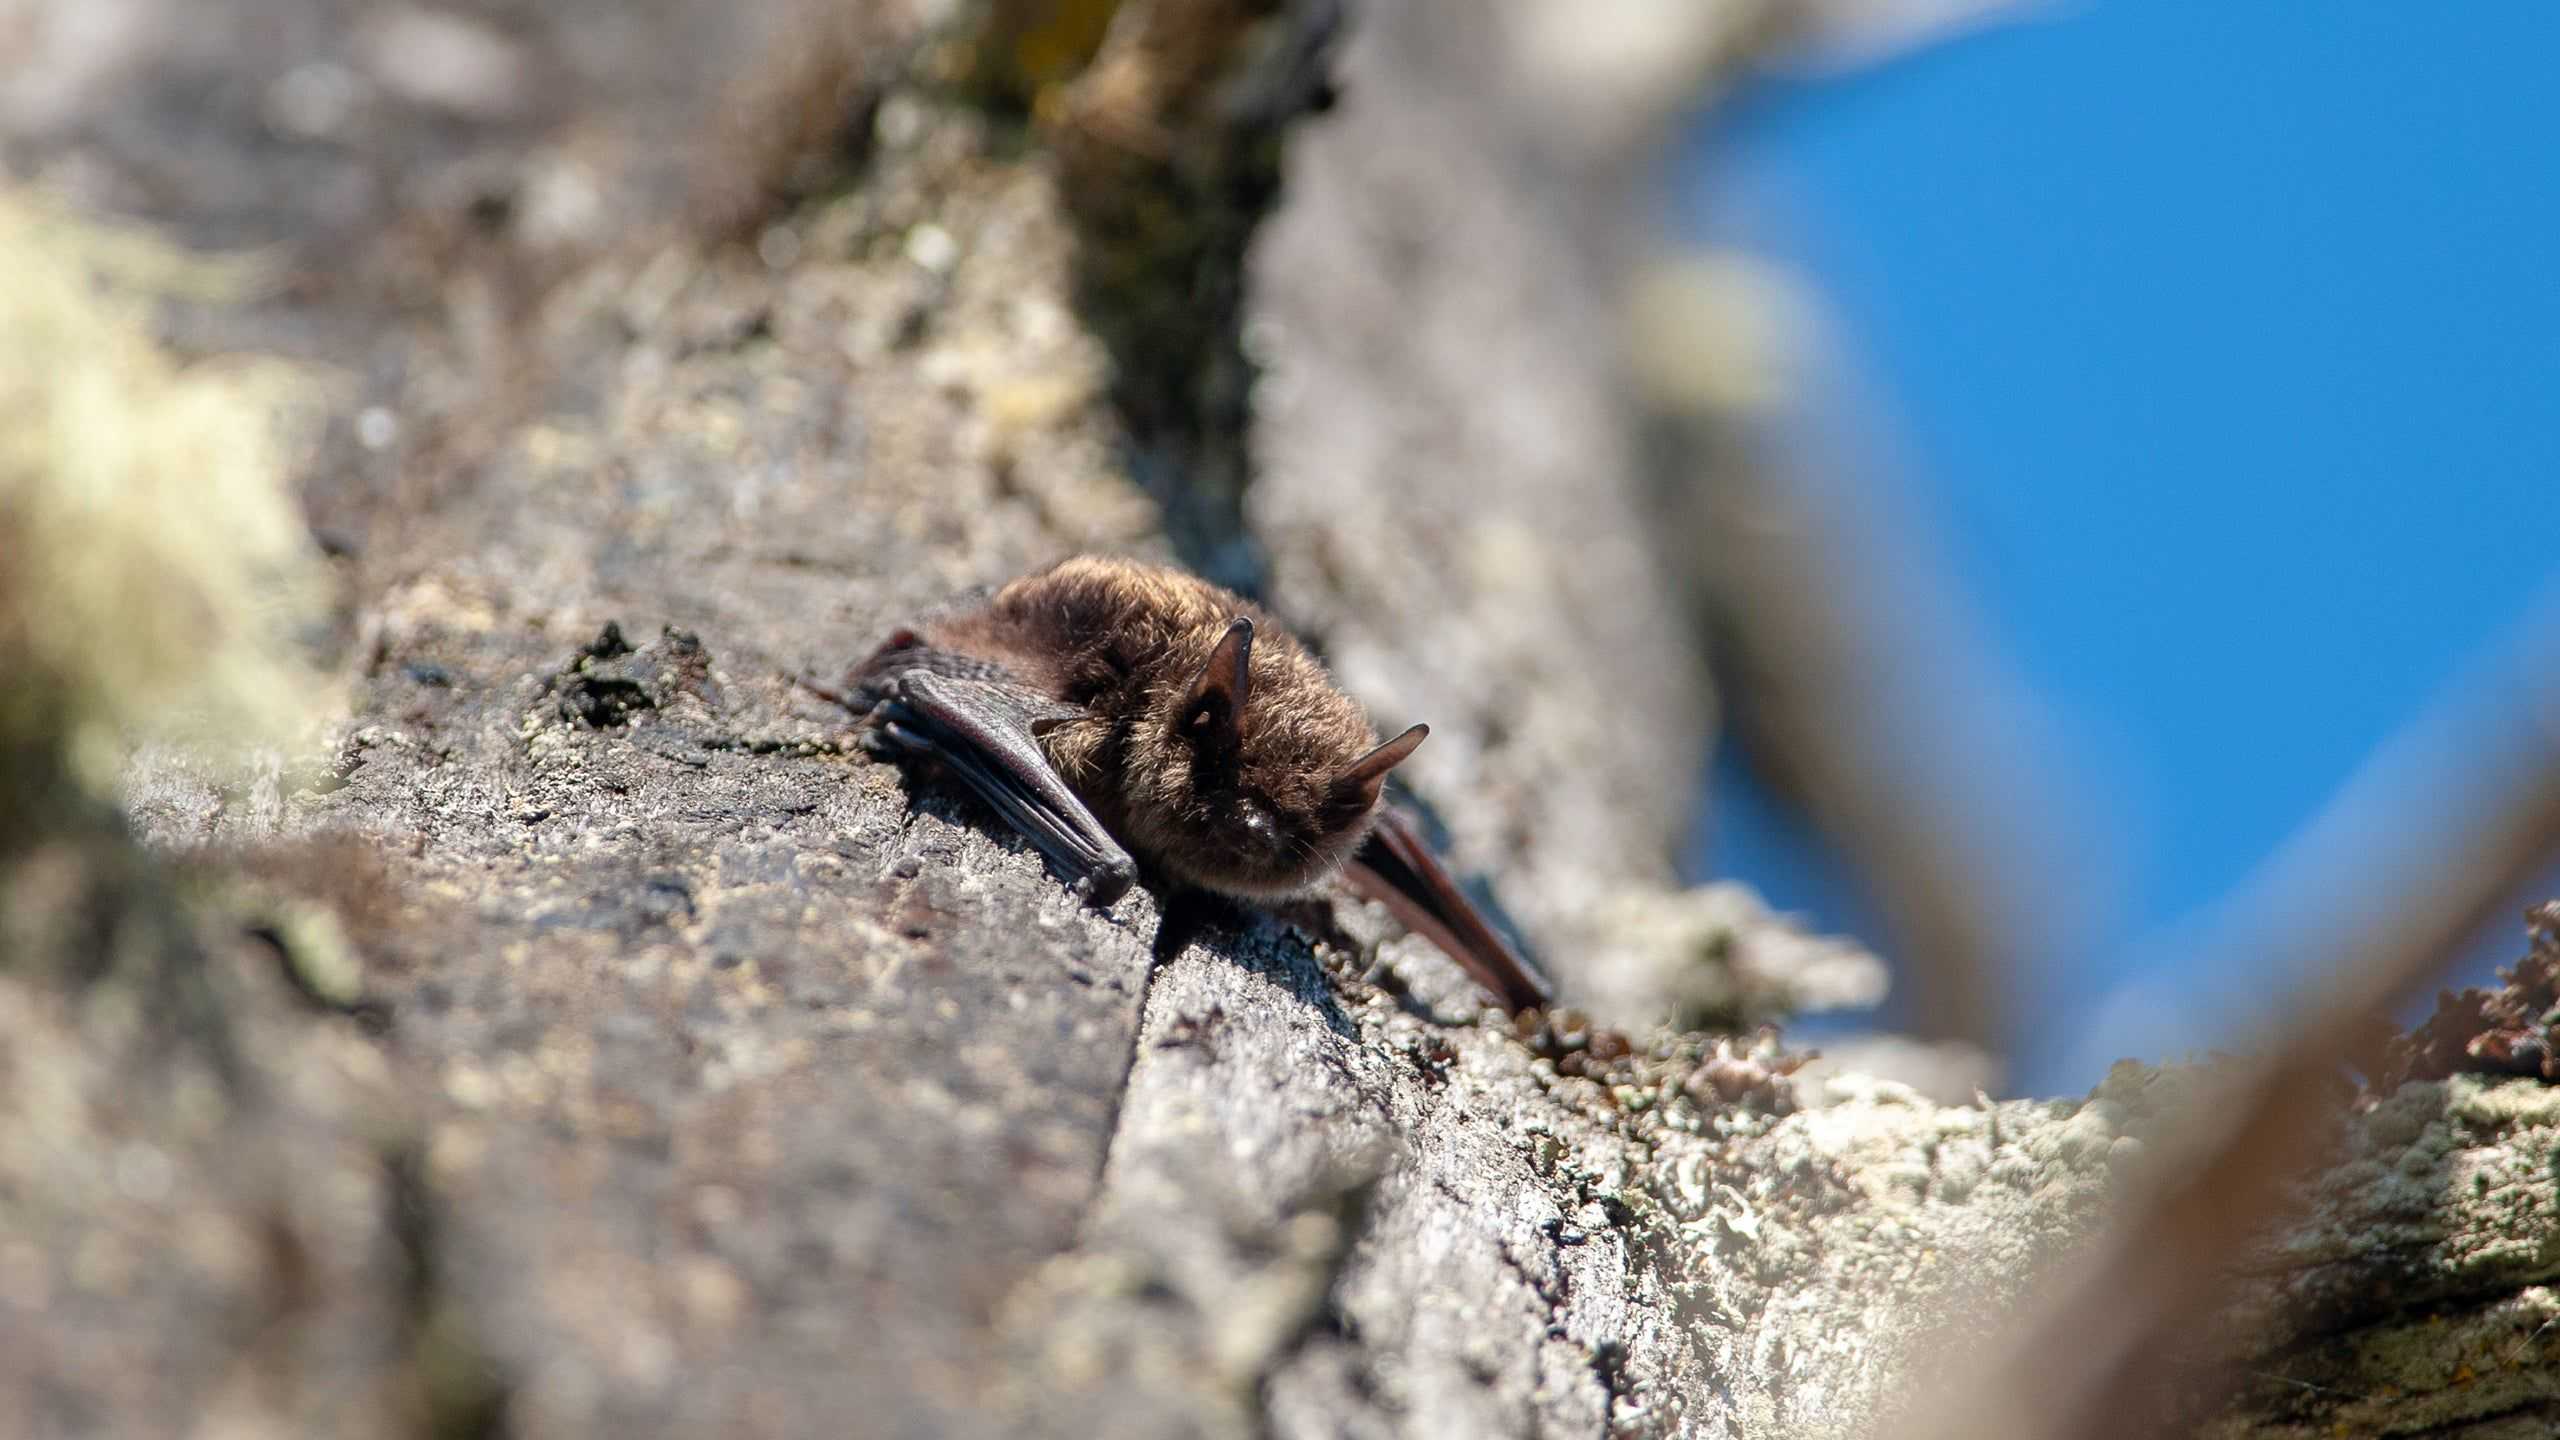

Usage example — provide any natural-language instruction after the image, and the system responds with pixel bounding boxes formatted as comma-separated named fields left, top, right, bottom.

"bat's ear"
left=1337, top=723, right=1427, bottom=810
left=1181, top=617, right=1253, bottom=749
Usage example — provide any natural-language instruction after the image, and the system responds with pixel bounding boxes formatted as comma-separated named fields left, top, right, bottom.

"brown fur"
left=907, top=555, right=1410, bottom=898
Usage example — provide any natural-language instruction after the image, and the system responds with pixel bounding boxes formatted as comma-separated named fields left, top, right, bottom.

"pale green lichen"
left=0, top=189, right=329, bottom=795
left=2448, top=1074, right=2560, bottom=1131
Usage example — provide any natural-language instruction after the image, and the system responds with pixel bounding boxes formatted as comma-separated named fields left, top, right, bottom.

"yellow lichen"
left=0, top=189, right=329, bottom=793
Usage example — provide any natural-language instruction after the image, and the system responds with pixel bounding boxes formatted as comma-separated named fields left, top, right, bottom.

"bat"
left=829, top=555, right=1553, bottom=1012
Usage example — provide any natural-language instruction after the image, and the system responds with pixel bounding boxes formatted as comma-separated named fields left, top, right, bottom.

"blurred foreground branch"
left=1902, top=617, right=2560, bottom=1440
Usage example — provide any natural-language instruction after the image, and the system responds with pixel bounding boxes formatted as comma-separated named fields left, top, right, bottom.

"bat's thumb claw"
left=1077, top=862, right=1136, bottom=909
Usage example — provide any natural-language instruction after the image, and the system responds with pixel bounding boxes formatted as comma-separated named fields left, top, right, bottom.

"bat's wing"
left=863, top=668, right=1138, bottom=906
left=1347, top=800, right=1554, bottom=1013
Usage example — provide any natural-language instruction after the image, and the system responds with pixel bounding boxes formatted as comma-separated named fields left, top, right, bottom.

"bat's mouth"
left=1161, top=826, right=1346, bottom=901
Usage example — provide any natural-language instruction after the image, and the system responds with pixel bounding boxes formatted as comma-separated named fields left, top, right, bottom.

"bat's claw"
left=865, top=727, right=935, bottom=763
left=792, top=670, right=857, bottom=709
left=1075, top=861, right=1136, bottom=909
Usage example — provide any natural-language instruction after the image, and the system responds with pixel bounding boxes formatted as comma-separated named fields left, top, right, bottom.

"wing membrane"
left=1348, top=800, right=1553, bottom=1012
left=873, top=669, right=1137, bottom=906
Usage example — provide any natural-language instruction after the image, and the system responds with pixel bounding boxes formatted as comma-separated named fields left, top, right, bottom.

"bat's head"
left=1121, top=616, right=1426, bottom=899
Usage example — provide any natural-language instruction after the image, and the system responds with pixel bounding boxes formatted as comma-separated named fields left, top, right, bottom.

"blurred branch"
left=1764, top=0, right=2031, bottom=73
left=1897, top=613, right=2560, bottom=1440
left=1631, top=252, right=2040, bottom=1054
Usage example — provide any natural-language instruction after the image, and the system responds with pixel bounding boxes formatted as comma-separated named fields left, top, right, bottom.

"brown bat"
left=830, top=555, right=1552, bottom=1012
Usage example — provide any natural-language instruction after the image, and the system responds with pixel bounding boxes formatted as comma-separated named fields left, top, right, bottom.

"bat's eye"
left=1237, top=802, right=1280, bottom=850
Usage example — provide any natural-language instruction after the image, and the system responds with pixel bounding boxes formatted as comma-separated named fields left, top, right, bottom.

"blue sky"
left=1675, top=3, right=2560, bottom=1089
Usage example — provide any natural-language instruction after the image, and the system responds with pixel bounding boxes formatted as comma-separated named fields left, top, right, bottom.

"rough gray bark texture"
left=5, top=2, right=2558, bottom=1438
left=1249, top=0, right=1709, bottom=982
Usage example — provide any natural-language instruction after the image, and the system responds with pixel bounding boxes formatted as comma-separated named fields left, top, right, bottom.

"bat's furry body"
left=843, top=556, right=1551, bottom=1011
